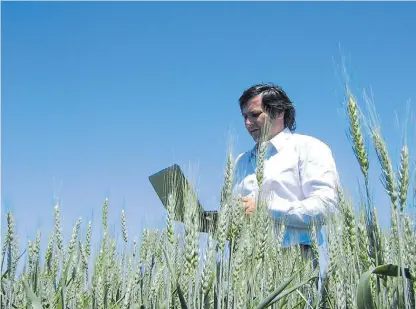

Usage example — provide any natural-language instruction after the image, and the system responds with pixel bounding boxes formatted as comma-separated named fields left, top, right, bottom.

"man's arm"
left=269, top=140, right=339, bottom=228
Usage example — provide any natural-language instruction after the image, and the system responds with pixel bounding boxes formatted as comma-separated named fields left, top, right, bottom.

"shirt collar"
left=250, top=127, right=292, bottom=158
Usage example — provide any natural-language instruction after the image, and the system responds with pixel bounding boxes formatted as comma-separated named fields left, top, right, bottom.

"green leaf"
left=56, top=251, right=74, bottom=309
left=162, top=245, right=177, bottom=282
left=291, top=299, right=308, bottom=309
left=1, top=268, right=10, bottom=281
left=176, top=284, right=189, bottom=309
left=356, top=263, right=415, bottom=309
left=1, top=249, right=26, bottom=280
left=23, top=281, right=44, bottom=309
left=253, top=264, right=311, bottom=309
left=266, top=276, right=318, bottom=308
left=1, top=278, right=10, bottom=296
left=162, top=245, right=188, bottom=309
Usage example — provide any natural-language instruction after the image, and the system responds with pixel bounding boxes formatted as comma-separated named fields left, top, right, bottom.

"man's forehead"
left=242, top=95, right=263, bottom=113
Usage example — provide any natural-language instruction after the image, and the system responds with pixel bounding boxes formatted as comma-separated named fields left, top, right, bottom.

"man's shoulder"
left=291, top=132, right=339, bottom=181
left=291, top=132, right=333, bottom=154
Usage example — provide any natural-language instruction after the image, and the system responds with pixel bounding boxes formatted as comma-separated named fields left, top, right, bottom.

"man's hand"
left=241, top=196, right=256, bottom=215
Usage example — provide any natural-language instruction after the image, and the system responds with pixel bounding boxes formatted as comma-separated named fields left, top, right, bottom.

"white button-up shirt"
left=232, top=128, right=339, bottom=247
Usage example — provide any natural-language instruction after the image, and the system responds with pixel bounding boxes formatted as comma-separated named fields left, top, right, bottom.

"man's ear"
left=276, top=112, right=284, bottom=120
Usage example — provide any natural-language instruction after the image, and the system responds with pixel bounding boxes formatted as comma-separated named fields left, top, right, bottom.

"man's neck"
left=253, top=127, right=289, bottom=156
left=257, top=127, right=284, bottom=144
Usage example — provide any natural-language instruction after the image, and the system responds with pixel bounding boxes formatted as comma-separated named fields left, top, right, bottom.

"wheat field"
left=1, top=86, right=415, bottom=309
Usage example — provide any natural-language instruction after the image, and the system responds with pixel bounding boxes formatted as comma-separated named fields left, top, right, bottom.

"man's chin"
left=251, top=133, right=260, bottom=142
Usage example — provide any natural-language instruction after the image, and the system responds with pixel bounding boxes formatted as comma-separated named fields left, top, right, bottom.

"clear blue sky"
left=2, top=2, right=415, bottom=250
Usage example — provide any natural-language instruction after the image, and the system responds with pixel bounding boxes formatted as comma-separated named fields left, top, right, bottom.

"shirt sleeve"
left=231, top=152, right=247, bottom=195
left=269, top=139, right=340, bottom=228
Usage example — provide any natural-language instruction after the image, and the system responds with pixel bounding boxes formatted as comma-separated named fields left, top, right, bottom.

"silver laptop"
left=148, top=164, right=218, bottom=233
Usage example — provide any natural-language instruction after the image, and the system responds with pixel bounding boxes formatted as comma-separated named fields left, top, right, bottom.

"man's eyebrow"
left=242, top=109, right=259, bottom=116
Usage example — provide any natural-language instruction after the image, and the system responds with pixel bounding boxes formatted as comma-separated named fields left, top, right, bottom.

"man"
left=232, top=83, right=339, bottom=251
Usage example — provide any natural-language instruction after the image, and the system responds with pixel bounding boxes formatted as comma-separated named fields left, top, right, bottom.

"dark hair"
left=238, top=83, right=296, bottom=132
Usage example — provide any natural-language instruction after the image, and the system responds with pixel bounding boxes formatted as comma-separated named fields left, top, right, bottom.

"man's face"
left=241, top=95, right=284, bottom=142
